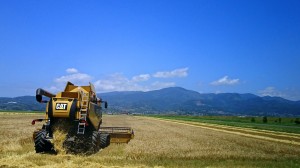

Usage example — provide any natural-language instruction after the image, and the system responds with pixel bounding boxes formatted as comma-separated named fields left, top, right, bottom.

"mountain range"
left=1, top=87, right=300, bottom=116
left=100, top=87, right=300, bottom=116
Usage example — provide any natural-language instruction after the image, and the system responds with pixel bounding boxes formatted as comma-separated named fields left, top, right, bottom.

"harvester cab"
left=32, top=82, right=134, bottom=154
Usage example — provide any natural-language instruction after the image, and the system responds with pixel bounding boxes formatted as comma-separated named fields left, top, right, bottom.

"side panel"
left=88, top=102, right=102, bottom=130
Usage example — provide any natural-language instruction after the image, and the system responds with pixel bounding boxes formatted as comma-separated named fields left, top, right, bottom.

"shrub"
left=295, top=118, right=300, bottom=124
left=263, top=116, right=268, bottom=123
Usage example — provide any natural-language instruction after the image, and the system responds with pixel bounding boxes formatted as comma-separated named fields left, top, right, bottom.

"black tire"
left=100, top=133, right=110, bottom=149
left=91, top=131, right=100, bottom=153
left=34, top=130, right=53, bottom=153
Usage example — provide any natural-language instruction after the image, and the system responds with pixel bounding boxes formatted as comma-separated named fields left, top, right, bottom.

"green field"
left=148, top=115, right=300, bottom=134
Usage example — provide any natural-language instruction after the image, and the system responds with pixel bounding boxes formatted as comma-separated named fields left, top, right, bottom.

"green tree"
left=251, top=117, right=255, bottom=123
left=263, top=116, right=268, bottom=123
left=295, top=118, right=300, bottom=124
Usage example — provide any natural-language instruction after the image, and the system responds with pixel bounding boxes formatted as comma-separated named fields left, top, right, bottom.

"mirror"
left=105, top=101, right=108, bottom=108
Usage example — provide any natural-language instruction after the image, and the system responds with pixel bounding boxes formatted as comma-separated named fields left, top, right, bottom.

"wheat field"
left=0, top=113, right=300, bottom=168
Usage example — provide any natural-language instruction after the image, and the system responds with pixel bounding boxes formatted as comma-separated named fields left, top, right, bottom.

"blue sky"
left=0, top=0, right=300, bottom=100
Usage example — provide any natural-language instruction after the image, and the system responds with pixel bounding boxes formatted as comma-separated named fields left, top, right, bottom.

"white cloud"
left=258, top=87, right=300, bottom=101
left=132, top=74, right=150, bottom=82
left=153, top=67, right=188, bottom=78
left=55, top=73, right=92, bottom=84
left=258, top=87, right=286, bottom=98
left=47, top=86, right=60, bottom=93
left=94, top=73, right=177, bottom=92
left=66, top=68, right=78, bottom=74
left=48, top=68, right=92, bottom=92
left=49, top=68, right=186, bottom=93
left=94, top=73, right=147, bottom=92
left=211, top=76, right=239, bottom=86
left=150, top=81, right=176, bottom=90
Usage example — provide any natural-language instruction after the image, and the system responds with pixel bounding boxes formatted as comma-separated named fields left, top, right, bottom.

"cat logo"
left=55, top=103, right=68, bottom=110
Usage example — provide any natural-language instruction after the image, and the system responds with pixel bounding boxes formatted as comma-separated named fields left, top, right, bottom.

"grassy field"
left=0, top=112, right=300, bottom=167
left=148, top=115, right=300, bottom=134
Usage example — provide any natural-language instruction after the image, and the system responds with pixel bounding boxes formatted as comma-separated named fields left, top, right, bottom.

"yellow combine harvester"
left=32, top=82, right=134, bottom=154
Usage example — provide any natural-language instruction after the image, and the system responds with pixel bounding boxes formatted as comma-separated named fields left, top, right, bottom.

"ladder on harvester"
left=77, top=91, right=89, bottom=134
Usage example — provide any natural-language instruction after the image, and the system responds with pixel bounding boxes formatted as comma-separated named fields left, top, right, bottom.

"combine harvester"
left=32, top=82, right=134, bottom=154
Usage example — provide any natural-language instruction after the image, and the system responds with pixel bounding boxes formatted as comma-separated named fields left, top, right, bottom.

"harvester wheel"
left=34, top=130, right=53, bottom=153
left=100, top=133, right=110, bottom=149
left=91, top=131, right=100, bottom=152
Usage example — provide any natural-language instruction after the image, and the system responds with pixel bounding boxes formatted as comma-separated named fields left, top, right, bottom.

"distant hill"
left=1, top=87, right=300, bottom=116
left=100, top=87, right=300, bottom=116
left=0, top=96, right=45, bottom=111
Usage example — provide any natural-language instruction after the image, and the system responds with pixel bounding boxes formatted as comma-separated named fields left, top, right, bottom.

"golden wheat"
left=0, top=113, right=300, bottom=168
left=51, top=119, right=74, bottom=154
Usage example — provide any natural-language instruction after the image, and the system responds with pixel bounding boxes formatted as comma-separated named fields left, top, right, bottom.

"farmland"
left=148, top=115, right=300, bottom=134
left=0, top=112, right=300, bottom=168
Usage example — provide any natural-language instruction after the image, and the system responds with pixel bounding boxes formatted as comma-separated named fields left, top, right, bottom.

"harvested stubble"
left=0, top=113, right=300, bottom=168
left=147, top=117, right=300, bottom=145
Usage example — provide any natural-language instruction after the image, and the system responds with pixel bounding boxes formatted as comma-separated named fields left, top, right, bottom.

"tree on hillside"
left=295, top=118, right=300, bottom=124
left=263, top=116, right=268, bottom=123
